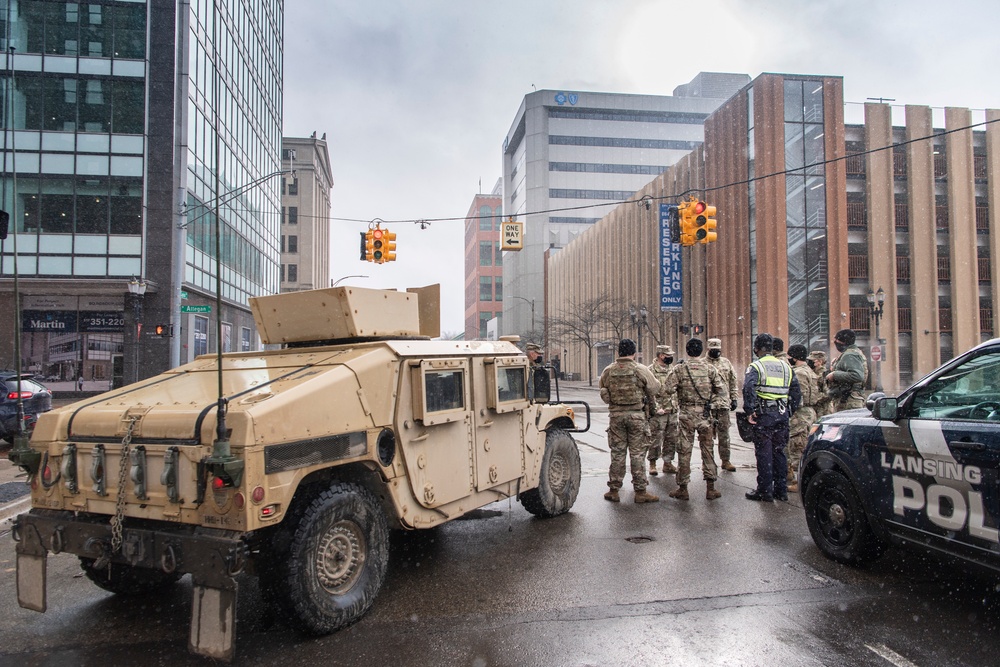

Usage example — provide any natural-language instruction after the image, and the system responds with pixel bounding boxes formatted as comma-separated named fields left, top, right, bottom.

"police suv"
left=800, top=338, right=1000, bottom=572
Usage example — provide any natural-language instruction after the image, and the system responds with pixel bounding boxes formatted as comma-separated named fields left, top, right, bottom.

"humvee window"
left=497, top=366, right=527, bottom=403
left=425, top=370, right=465, bottom=413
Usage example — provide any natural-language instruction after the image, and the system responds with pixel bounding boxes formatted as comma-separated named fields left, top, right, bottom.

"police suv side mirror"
left=871, top=396, right=898, bottom=421
left=865, top=392, right=885, bottom=412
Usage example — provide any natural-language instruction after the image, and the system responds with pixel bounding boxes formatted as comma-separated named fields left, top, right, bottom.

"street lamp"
left=331, top=274, right=368, bottom=287
left=126, top=277, right=147, bottom=384
left=867, top=286, right=885, bottom=391
left=512, top=295, right=536, bottom=333
left=629, top=305, right=648, bottom=361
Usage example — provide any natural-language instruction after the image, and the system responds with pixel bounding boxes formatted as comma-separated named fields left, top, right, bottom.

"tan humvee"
left=10, top=285, right=583, bottom=661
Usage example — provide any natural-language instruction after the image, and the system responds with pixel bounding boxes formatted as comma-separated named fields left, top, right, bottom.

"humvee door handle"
left=949, top=440, right=986, bottom=451
left=480, top=420, right=494, bottom=427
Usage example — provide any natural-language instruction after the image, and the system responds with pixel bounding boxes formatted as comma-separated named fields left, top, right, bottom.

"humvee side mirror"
left=532, top=363, right=550, bottom=404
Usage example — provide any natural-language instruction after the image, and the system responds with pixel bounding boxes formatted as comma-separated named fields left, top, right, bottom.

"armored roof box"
left=250, top=284, right=440, bottom=344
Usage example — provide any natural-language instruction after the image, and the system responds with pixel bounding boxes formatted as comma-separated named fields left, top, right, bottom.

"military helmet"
left=656, top=344, right=674, bottom=356
left=707, top=338, right=722, bottom=350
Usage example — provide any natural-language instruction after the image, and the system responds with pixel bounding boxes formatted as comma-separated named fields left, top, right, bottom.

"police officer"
left=661, top=338, right=727, bottom=501
left=706, top=337, right=738, bottom=472
left=599, top=338, right=661, bottom=503
left=646, top=345, right=679, bottom=476
left=786, top=344, right=819, bottom=493
left=808, top=350, right=832, bottom=417
left=826, top=328, right=868, bottom=411
left=743, top=333, right=801, bottom=502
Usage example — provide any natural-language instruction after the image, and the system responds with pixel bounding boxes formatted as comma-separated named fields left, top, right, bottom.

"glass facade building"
left=0, top=0, right=282, bottom=386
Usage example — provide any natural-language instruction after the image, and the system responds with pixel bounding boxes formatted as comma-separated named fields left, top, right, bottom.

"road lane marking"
left=865, top=643, right=919, bottom=667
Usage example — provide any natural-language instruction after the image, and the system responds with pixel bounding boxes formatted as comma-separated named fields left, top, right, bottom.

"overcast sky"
left=282, top=0, right=1000, bottom=334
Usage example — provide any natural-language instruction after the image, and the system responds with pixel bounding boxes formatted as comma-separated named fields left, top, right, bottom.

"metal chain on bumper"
left=110, top=416, right=137, bottom=557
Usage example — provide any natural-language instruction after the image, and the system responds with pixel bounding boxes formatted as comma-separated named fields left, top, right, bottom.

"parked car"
left=0, top=372, right=53, bottom=443
left=800, top=338, right=1000, bottom=574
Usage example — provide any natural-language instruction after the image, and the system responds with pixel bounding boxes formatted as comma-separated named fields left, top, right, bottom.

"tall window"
left=288, top=235, right=297, bottom=253
left=784, top=79, right=829, bottom=349
left=194, top=316, right=209, bottom=356
left=241, top=327, right=252, bottom=352
left=494, top=241, right=502, bottom=265
left=288, top=207, right=298, bottom=225
left=495, top=276, right=503, bottom=301
left=479, top=205, right=492, bottom=231
left=479, top=241, right=492, bottom=266
left=480, top=276, right=492, bottom=301
left=287, top=264, right=298, bottom=282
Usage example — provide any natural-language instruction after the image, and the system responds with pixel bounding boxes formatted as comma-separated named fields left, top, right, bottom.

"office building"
left=280, top=133, right=333, bottom=293
left=500, top=72, right=749, bottom=339
left=548, top=72, right=1000, bottom=394
left=0, top=1, right=283, bottom=387
left=463, top=179, right=502, bottom=340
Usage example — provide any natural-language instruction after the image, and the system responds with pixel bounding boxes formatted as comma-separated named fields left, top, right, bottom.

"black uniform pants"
left=752, top=410, right=789, bottom=495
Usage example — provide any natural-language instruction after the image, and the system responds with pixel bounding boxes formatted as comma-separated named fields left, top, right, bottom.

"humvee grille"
left=264, top=431, right=367, bottom=473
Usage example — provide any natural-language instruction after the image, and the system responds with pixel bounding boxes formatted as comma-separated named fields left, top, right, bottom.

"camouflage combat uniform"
left=661, top=357, right=727, bottom=489
left=809, top=352, right=832, bottom=417
left=828, top=344, right=868, bottom=411
left=646, top=359, right=679, bottom=473
left=788, top=362, right=820, bottom=483
left=706, top=343, right=738, bottom=469
left=599, top=357, right=660, bottom=494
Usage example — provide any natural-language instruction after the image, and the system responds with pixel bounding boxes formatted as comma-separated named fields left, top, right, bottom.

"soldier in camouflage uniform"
left=706, top=338, right=738, bottom=472
left=808, top=350, right=832, bottom=417
left=772, top=337, right=788, bottom=364
left=660, top=338, right=728, bottom=500
left=599, top=338, right=661, bottom=503
left=826, top=328, right=869, bottom=411
left=646, top=345, right=679, bottom=476
left=786, top=344, right=820, bottom=493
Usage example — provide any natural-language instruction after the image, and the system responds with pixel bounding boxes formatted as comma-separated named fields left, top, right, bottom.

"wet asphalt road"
left=1, top=384, right=999, bottom=666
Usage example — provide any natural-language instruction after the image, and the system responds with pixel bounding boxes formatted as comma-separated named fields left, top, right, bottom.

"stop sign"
left=870, top=344, right=882, bottom=362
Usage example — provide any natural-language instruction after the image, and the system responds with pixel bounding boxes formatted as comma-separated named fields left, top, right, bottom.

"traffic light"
left=677, top=202, right=697, bottom=246
left=695, top=202, right=717, bottom=244
left=381, top=229, right=397, bottom=262
left=371, top=227, right=386, bottom=262
left=360, top=231, right=369, bottom=261
left=154, top=324, right=172, bottom=337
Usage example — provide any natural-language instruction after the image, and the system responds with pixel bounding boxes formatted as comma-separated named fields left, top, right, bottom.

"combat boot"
left=662, top=462, right=677, bottom=474
left=668, top=485, right=689, bottom=501
left=705, top=480, right=721, bottom=500
left=721, top=460, right=736, bottom=472
left=648, top=463, right=659, bottom=476
left=634, top=489, right=660, bottom=503
left=787, top=482, right=799, bottom=493
left=604, top=489, right=620, bottom=503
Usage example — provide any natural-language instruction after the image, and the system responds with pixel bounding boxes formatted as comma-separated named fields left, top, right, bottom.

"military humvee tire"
left=519, top=428, right=581, bottom=518
left=271, top=482, right=390, bottom=634
left=78, top=557, right=183, bottom=595
left=803, top=470, right=885, bottom=565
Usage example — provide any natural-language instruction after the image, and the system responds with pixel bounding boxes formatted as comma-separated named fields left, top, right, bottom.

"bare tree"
left=549, top=294, right=612, bottom=386
left=601, top=299, right=633, bottom=343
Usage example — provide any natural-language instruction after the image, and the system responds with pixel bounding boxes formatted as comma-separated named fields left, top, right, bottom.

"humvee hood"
left=31, top=346, right=394, bottom=446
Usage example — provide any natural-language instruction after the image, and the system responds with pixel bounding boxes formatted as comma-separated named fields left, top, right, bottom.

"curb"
left=0, top=495, right=31, bottom=524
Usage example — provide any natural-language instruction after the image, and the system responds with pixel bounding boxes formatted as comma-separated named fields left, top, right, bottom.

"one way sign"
left=501, top=218, right=524, bottom=251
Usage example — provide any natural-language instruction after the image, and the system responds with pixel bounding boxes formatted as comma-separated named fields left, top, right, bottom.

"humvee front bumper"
left=13, top=510, right=248, bottom=661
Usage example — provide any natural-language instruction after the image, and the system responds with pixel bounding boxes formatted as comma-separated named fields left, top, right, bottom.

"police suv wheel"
left=803, top=470, right=884, bottom=565
left=270, top=482, right=389, bottom=634
left=519, top=428, right=582, bottom=518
